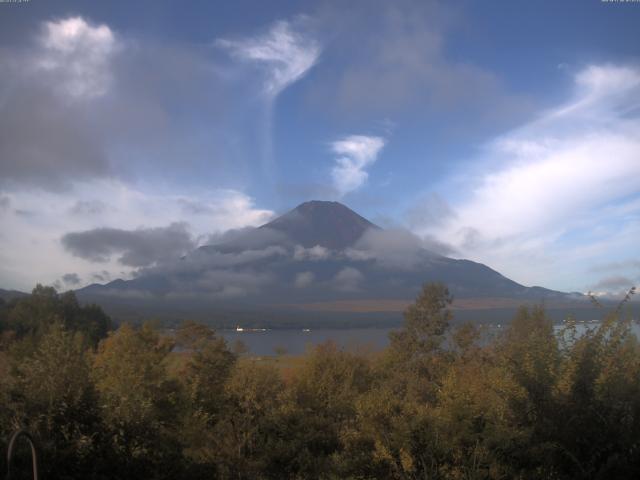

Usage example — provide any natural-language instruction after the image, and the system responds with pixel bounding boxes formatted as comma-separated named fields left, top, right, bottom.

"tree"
left=289, top=342, right=374, bottom=478
left=213, top=361, right=284, bottom=480
left=91, top=323, right=182, bottom=479
left=6, top=285, right=61, bottom=338
left=389, top=282, right=453, bottom=359
left=178, top=321, right=236, bottom=418
left=385, top=282, right=454, bottom=405
left=1, top=323, right=100, bottom=479
left=551, top=309, right=640, bottom=478
left=177, top=321, right=237, bottom=477
left=4, top=285, right=111, bottom=346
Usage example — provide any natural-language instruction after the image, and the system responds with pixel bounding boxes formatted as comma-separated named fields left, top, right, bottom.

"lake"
left=220, top=327, right=394, bottom=356
left=219, top=321, right=640, bottom=356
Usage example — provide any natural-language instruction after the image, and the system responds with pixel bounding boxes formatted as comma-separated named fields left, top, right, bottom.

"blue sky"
left=0, top=0, right=639, bottom=295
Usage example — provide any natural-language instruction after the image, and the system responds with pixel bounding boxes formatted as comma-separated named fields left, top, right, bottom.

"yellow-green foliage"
left=1, top=283, right=640, bottom=479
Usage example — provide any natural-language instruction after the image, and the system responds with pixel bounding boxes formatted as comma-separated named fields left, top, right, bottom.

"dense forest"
left=1, top=283, right=639, bottom=479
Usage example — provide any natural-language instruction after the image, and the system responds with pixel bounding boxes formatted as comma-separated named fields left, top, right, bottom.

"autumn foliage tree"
left=1, top=283, right=640, bottom=479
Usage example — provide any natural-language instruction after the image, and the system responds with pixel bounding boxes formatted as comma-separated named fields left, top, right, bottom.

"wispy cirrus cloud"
left=330, top=135, right=386, bottom=197
left=217, top=19, right=321, bottom=99
left=414, top=64, right=640, bottom=291
left=216, top=18, right=321, bottom=181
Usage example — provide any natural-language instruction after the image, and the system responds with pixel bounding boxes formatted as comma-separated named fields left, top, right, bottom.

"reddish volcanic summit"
left=260, top=200, right=379, bottom=250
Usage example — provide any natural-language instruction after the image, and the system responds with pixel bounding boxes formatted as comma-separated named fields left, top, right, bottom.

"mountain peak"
left=261, top=200, right=379, bottom=250
left=293, top=200, right=345, bottom=210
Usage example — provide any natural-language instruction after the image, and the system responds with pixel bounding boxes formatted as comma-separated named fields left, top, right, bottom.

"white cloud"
left=294, top=271, right=315, bottom=288
left=330, top=135, right=386, bottom=196
left=0, top=181, right=274, bottom=290
left=293, top=244, right=330, bottom=261
left=416, top=64, right=640, bottom=291
left=333, top=267, right=364, bottom=292
left=36, top=16, right=117, bottom=99
left=346, top=228, right=435, bottom=270
left=174, top=270, right=273, bottom=300
left=0, top=15, right=249, bottom=190
left=216, top=18, right=321, bottom=179
left=569, top=64, right=640, bottom=114
left=217, top=19, right=320, bottom=98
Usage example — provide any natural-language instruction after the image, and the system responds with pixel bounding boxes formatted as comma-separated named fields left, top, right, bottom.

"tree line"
left=1, top=283, right=639, bottom=479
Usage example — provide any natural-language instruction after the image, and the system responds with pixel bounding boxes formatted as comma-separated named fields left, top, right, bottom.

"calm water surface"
left=221, top=328, right=394, bottom=356
left=219, top=321, right=640, bottom=356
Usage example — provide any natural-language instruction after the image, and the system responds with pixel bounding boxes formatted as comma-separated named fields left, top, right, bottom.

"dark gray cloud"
left=69, top=200, right=107, bottom=216
left=172, top=245, right=287, bottom=272
left=204, top=227, right=290, bottom=252
left=0, top=57, right=111, bottom=189
left=0, top=16, right=241, bottom=191
left=14, top=209, right=36, bottom=218
left=591, top=275, right=637, bottom=293
left=203, top=227, right=255, bottom=245
left=91, top=270, right=111, bottom=282
left=0, top=195, right=10, bottom=211
left=62, top=273, right=81, bottom=285
left=61, top=222, right=195, bottom=267
left=120, top=246, right=283, bottom=300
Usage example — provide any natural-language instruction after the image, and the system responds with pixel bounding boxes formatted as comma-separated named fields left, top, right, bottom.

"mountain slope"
left=0, top=288, right=29, bottom=302
left=262, top=200, right=379, bottom=250
left=201, top=200, right=379, bottom=254
left=77, top=200, right=575, bottom=321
